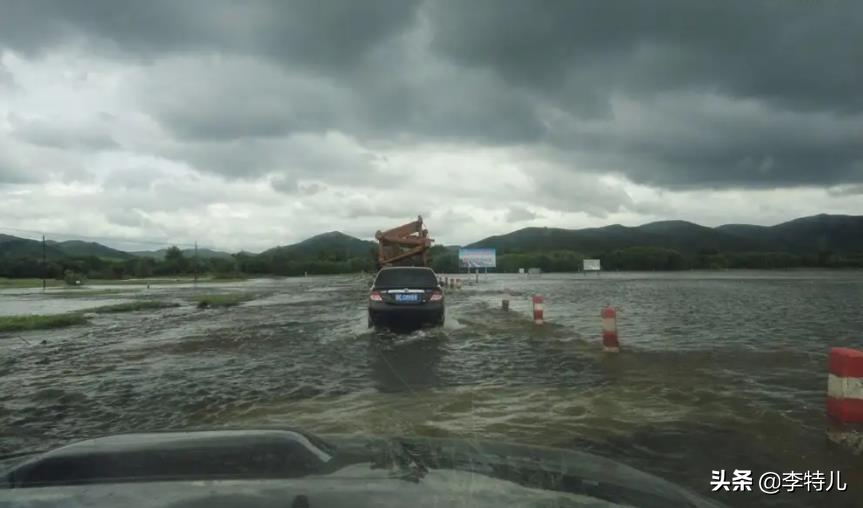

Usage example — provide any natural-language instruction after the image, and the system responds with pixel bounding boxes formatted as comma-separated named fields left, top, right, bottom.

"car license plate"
left=395, top=294, right=419, bottom=303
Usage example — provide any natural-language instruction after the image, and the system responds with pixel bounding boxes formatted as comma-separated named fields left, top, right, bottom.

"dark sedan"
left=368, top=267, right=444, bottom=328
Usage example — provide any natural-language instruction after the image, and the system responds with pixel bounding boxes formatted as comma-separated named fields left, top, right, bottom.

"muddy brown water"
left=1, top=272, right=862, bottom=507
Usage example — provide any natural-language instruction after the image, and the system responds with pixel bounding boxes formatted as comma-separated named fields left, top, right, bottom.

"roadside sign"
left=459, top=248, right=496, bottom=268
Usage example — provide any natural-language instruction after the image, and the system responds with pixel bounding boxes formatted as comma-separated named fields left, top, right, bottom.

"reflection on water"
left=1, top=272, right=863, bottom=507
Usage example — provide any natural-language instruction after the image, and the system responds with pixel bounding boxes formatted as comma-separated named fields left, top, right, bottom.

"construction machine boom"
left=375, top=215, right=433, bottom=267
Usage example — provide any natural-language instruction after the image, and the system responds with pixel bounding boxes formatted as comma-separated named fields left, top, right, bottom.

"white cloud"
left=827, top=183, right=863, bottom=197
left=505, top=206, right=538, bottom=223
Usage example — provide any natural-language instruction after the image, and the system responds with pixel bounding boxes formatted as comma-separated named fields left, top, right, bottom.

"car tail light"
left=429, top=291, right=443, bottom=302
left=369, top=291, right=383, bottom=302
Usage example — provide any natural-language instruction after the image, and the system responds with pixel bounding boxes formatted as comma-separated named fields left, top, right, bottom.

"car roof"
left=377, top=266, right=433, bottom=271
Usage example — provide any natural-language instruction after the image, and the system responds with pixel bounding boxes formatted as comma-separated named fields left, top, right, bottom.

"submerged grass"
left=0, top=278, right=63, bottom=289
left=207, top=275, right=249, bottom=282
left=195, top=293, right=254, bottom=309
left=89, top=301, right=180, bottom=314
left=88, top=278, right=190, bottom=286
left=92, top=277, right=247, bottom=286
left=0, top=314, right=88, bottom=333
left=49, top=289, right=128, bottom=298
left=0, top=299, right=180, bottom=332
left=1, top=276, right=250, bottom=289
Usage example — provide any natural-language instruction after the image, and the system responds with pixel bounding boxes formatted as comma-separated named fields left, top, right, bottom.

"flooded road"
left=2, top=271, right=863, bottom=507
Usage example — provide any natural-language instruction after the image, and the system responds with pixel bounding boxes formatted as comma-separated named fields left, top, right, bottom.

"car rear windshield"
left=374, top=269, right=438, bottom=288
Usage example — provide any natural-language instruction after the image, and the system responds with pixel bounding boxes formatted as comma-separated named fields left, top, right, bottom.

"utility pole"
left=42, top=234, right=47, bottom=292
left=194, top=241, right=199, bottom=287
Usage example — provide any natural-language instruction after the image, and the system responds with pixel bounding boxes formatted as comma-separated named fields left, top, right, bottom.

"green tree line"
left=3, top=245, right=863, bottom=280
left=234, top=251, right=376, bottom=276
left=429, top=247, right=863, bottom=272
left=0, top=246, right=240, bottom=280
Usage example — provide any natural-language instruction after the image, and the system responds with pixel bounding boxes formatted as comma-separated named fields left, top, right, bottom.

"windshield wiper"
left=367, top=439, right=429, bottom=483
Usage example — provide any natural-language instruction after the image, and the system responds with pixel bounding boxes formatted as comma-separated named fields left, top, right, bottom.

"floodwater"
left=1, top=272, right=862, bottom=507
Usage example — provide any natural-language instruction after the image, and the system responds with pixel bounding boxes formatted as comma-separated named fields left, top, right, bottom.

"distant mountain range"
left=46, top=240, right=135, bottom=261
left=260, top=231, right=376, bottom=259
left=130, top=248, right=234, bottom=261
left=1, top=214, right=862, bottom=263
left=0, top=234, right=65, bottom=259
left=714, top=214, right=863, bottom=254
left=0, top=236, right=236, bottom=261
left=467, top=214, right=863, bottom=255
left=0, top=236, right=135, bottom=261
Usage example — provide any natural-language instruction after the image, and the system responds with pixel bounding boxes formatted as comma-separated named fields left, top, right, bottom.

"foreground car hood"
left=0, top=429, right=726, bottom=508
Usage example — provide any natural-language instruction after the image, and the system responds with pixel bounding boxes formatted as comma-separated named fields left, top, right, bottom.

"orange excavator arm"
left=379, top=245, right=429, bottom=265
left=375, top=215, right=434, bottom=267
left=375, top=218, right=424, bottom=241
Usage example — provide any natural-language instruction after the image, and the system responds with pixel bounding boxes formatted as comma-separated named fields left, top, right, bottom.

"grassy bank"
left=89, top=301, right=180, bottom=313
left=0, top=314, right=89, bottom=333
left=1, top=276, right=249, bottom=289
left=90, top=276, right=248, bottom=286
left=49, top=289, right=127, bottom=298
left=0, top=299, right=181, bottom=332
left=0, top=278, right=63, bottom=289
left=195, top=293, right=254, bottom=309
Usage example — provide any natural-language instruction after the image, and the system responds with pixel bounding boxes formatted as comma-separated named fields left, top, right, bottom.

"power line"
left=41, top=234, right=46, bottom=292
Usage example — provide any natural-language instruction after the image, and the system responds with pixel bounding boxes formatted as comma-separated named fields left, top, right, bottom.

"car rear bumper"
left=369, top=301, right=444, bottom=326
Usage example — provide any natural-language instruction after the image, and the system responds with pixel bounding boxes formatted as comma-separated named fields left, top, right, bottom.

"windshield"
left=1, top=2, right=861, bottom=508
left=374, top=269, right=438, bottom=289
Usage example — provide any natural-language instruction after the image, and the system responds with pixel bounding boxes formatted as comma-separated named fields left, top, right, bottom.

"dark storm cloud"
left=132, top=45, right=546, bottom=147
left=0, top=0, right=421, bottom=70
left=542, top=93, right=863, bottom=188
left=425, top=1, right=863, bottom=188
left=427, top=1, right=863, bottom=114
left=2, top=0, right=862, bottom=190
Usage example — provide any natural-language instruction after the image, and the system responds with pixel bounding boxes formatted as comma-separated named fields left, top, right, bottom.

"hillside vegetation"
left=2, top=214, right=862, bottom=278
left=438, top=214, right=863, bottom=271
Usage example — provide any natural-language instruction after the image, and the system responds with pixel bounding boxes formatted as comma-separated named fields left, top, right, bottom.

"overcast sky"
left=1, top=1, right=862, bottom=252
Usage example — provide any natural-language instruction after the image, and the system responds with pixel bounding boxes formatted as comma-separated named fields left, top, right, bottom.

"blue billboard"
left=458, top=248, right=497, bottom=268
